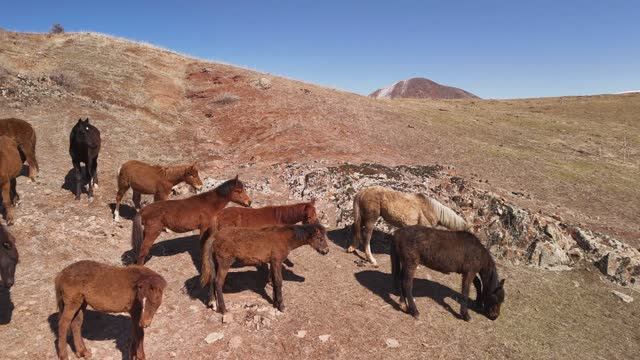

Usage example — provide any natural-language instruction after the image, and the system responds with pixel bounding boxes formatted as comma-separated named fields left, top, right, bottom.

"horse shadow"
left=108, top=203, right=137, bottom=221
left=354, top=270, right=479, bottom=320
left=121, top=234, right=201, bottom=268
left=47, top=310, right=131, bottom=360
left=0, top=288, right=14, bottom=324
left=61, top=168, right=86, bottom=195
left=328, top=226, right=392, bottom=260
left=184, top=265, right=305, bottom=307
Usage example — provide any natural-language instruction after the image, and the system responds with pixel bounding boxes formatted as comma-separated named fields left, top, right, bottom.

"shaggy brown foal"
left=200, top=223, right=330, bottom=314
left=0, top=136, right=23, bottom=225
left=55, top=260, right=167, bottom=360
left=131, top=176, right=251, bottom=265
left=114, top=160, right=203, bottom=221
left=391, top=226, right=505, bottom=321
left=0, top=118, right=39, bottom=180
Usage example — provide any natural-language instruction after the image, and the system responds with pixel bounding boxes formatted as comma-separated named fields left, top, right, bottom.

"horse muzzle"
left=1, top=278, right=14, bottom=288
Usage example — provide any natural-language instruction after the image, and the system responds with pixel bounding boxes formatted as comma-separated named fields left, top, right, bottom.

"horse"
left=200, top=223, right=330, bottom=314
left=69, top=118, right=101, bottom=201
left=131, top=176, right=251, bottom=265
left=391, top=225, right=505, bottom=321
left=0, top=118, right=39, bottom=180
left=55, top=260, right=167, bottom=360
left=0, top=225, right=18, bottom=289
left=0, top=136, right=23, bottom=225
left=114, top=160, right=204, bottom=221
left=350, top=186, right=469, bottom=265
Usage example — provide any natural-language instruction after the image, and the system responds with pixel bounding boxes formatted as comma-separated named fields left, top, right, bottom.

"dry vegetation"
left=0, top=30, right=638, bottom=359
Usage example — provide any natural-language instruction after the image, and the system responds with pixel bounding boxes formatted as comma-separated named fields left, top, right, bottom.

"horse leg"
left=70, top=304, right=90, bottom=358
left=91, top=156, right=99, bottom=188
left=132, top=190, right=142, bottom=209
left=136, top=224, right=161, bottom=265
left=460, top=272, right=473, bottom=321
left=259, top=263, right=271, bottom=287
left=10, top=178, right=19, bottom=206
left=57, top=299, right=81, bottom=360
left=402, top=263, right=419, bottom=318
left=85, top=157, right=95, bottom=201
left=473, top=275, right=483, bottom=309
left=1, top=180, right=14, bottom=225
left=24, top=144, right=38, bottom=180
left=363, top=219, right=378, bottom=266
left=348, top=200, right=362, bottom=253
left=114, top=185, right=129, bottom=221
left=72, top=160, right=82, bottom=200
left=214, top=257, right=231, bottom=314
left=134, top=326, right=145, bottom=360
left=271, top=259, right=285, bottom=311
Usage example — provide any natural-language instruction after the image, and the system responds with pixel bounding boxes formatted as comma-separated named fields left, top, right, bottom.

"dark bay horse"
left=114, top=160, right=204, bottom=221
left=0, top=225, right=18, bottom=289
left=131, top=176, right=251, bottom=265
left=0, top=136, right=23, bottom=225
left=391, top=225, right=505, bottom=321
left=200, top=223, right=329, bottom=313
left=69, top=118, right=101, bottom=201
left=55, top=260, right=166, bottom=360
left=0, top=117, right=39, bottom=180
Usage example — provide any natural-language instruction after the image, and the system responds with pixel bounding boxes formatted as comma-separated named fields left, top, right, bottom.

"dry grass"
left=212, top=92, right=240, bottom=105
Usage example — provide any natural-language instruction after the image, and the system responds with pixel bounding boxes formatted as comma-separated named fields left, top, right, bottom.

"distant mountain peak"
left=369, top=77, right=479, bottom=99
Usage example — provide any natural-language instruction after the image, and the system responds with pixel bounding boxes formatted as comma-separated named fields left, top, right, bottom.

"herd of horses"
left=0, top=117, right=505, bottom=359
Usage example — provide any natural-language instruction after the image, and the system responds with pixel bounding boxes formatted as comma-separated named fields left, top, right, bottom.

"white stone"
left=611, top=290, right=633, bottom=303
left=295, top=330, right=307, bottom=338
left=385, top=338, right=400, bottom=348
left=318, top=334, right=331, bottom=342
left=205, top=332, right=224, bottom=344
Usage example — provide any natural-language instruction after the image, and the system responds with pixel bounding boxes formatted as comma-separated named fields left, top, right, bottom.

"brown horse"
left=200, top=223, right=330, bottom=313
left=391, top=225, right=505, bottom=321
left=131, top=176, right=251, bottom=265
left=0, top=136, right=23, bottom=225
left=114, top=160, right=204, bottom=221
left=351, top=186, right=469, bottom=265
left=214, top=199, right=318, bottom=230
left=0, top=225, right=18, bottom=289
left=55, top=260, right=167, bottom=360
left=0, top=118, right=39, bottom=180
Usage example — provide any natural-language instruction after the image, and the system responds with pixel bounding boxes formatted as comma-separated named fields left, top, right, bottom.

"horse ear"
left=500, top=279, right=505, bottom=286
left=234, top=174, right=239, bottom=181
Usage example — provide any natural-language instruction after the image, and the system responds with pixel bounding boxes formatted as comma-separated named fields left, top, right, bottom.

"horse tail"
left=352, top=193, right=362, bottom=247
left=200, top=228, right=216, bottom=288
left=428, top=198, right=468, bottom=231
left=390, top=235, right=402, bottom=291
left=131, top=213, right=143, bottom=258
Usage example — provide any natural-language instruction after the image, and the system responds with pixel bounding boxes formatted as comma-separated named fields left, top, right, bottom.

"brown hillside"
left=369, top=77, right=479, bottom=99
left=0, top=30, right=638, bottom=359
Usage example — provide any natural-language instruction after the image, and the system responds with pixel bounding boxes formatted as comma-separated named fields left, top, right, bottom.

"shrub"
left=212, top=92, right=240, bottom=105
left=50, top=24, right=65, bottom=34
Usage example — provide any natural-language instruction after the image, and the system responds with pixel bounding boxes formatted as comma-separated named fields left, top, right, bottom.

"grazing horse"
left=0, top=136, right=23, bottom=225
left=0, top=225, right=18, bottom=289
left=69, top=118, right=101, bottom=201
left=55, top=260, right=167, bottom=360
left=114, top=160, right=204, bottom=221
left=0, top=118, right=39, bottom=180
left=131, top=176, right=251, bottom=265
left=200, top=223, right=330, bottom=313
left=391, top=225, right=505, bottom=321
left=350, top=186, right=469, bottom=265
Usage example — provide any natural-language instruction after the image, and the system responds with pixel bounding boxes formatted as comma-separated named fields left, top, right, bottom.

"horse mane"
left=274, top=203, right=309, bottom=223
left=292, top=223, right=325, bottom=242
left=214, top=178, right=243, bottom=197
left=422, top=197, right=468, bottom=230
left=161, top=164, right=191, bottom=179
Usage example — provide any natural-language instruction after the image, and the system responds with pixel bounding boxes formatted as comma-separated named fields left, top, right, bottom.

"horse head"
left=308, top=223, right=329, bottom=255
left=185, top=163, right=203, bottom=191
left=482, top=270, right=505, bottom=320
left=135, top=275, right=167, bottom=328
left=0, top=226, right=18, bottom=289
left=302, top=199, right=319, bottom=224
left=228, top=175, right=252, bottom=207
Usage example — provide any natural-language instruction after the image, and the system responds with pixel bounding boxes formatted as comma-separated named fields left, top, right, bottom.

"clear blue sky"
left=2, top=1, right=638, bottom=98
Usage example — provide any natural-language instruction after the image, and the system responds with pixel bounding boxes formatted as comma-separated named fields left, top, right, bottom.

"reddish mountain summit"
left=369, top=77, right=479, bottom=99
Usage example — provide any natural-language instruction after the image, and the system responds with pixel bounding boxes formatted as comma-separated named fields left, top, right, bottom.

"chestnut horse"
left=69, top=118, right=101, bottom=201
left=55, top=260, right=167, bottom=360
left=391, top=225, right=505, bottom=321
left=351, top=186, right=469, bottom=265
left=0, top=117, right=39, bottom=180
left=0, top=136, right=23, bottom=225
left=200, top=223, right=330, bottom=313
left=214, top=199, right=318, bottom=230
left=0, top=225, right=18, bottom=289
left=114, top=160, right=204, bottom=221
left=131, top=176, right=251, bottom=265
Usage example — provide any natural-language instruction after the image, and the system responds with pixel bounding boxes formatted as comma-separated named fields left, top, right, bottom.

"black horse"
left=69, top=118, right=101, bottom=201
left=0, top=225, right=18, bottom=289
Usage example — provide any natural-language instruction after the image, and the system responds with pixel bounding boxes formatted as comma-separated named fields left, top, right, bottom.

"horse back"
left=359, top=187, right=422, bottom=227
left=214, top=226, right=290, bottom=264
left=0, top=118, right=35, bottom=149
left=217, top=206, right=281, bottom=230
left=0, top=136, right=22, bottom=177
left=119, top=160, right=165, bottom=191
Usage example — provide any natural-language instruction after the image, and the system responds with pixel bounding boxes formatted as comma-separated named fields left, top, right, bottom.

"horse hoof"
left=399, top=302, right=407, bottom=312
left=461, top=313, right=471, bottom=322
left=346, top=246, right=356, bottom=253
left=76, top=348, right=91, bottom=358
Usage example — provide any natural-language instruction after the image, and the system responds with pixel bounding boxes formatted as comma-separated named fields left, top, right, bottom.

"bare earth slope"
left=0, top=31, right=638, bottom=359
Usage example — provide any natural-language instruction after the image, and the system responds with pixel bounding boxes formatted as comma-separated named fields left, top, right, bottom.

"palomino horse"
left=350, top=186, right=469, bottom=265
left=55, top=260, right=167, bottom=360
left=0, top=225, right=18, bottom=289
left=114, top=160, right=204, bottom=221
left=0, top=136, right=23, bottom=225
left=69, top=118, right=101, bottom=201
left=391, top=226, right=505, bottom=321
left=200, top=223, right=330, bottom=313
left=131, top=176, right=251, bottom=265
left=0, top=118, right=39, bottom=180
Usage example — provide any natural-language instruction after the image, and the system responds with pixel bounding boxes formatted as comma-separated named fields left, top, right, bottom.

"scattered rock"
left=295, top=330, right=307, bottom=338
left=611, top=290, right=633, bottom=303
left=318, top=334, right=331, bottom=343
left=385, top=338, right=400, bottom=348
left=205, top=332, right=224, bottom=344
